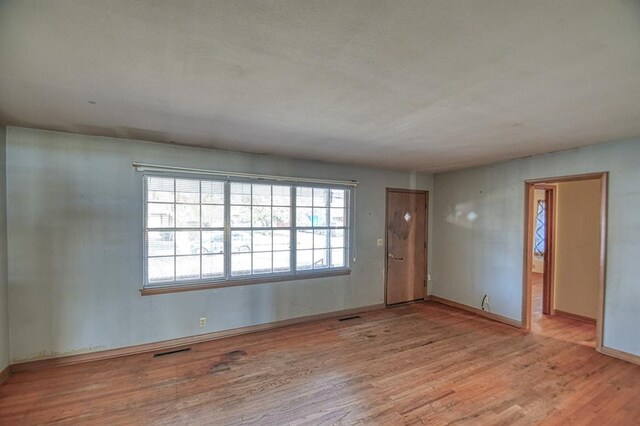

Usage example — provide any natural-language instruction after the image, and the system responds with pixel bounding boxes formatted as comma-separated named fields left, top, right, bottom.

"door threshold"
left=386, top=298, right=426, bottom=307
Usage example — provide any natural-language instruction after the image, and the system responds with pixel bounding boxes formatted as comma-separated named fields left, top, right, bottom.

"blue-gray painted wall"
left=432, top=138, right=640, bottom=356
left=6, top=127, right=432, bottom=362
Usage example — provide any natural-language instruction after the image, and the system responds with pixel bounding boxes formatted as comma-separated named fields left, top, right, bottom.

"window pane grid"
left=534, top=200, right=546, bottom=257
left=230, top=183, right=293, bottom=277
left=293, top=186, right=348, bottom=272
left=145, top=177, right=227, bottom=284
left=295, top=227, right=347, bottom=271
left=145, top=176, right=349, bottom=287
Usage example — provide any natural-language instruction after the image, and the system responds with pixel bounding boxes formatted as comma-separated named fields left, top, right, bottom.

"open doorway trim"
left=534, top=184, right=556, bottom=316
left=522, top=172, right=608, bottom=352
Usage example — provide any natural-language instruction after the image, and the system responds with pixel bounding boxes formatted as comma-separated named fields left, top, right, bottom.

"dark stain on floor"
left=210, top=349, right=248, bottom=374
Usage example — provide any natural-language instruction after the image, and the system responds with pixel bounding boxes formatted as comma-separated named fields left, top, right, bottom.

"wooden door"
left=385, top=189, right=427, bottom=305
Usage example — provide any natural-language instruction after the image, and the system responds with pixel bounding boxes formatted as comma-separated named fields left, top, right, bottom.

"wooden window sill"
left=140, top=269, right=352, bottom=296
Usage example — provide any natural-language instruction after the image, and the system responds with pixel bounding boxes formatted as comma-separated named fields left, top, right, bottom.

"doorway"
left=530, top=184, right=556, bottom=318
left=385, top=189, right=428, bottom=305
left=523, top=173, right=607, bottom=350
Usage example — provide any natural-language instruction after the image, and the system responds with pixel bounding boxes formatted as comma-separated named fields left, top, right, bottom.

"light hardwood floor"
left=1, top=300, right=639, bottom=425
left=530, top=273, right=596, bottom=347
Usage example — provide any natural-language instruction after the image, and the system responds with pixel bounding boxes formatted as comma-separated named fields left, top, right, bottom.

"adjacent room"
left=0, top=1, right=639, bottom=424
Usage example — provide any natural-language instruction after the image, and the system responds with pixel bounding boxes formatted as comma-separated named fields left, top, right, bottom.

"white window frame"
left=142, top=172, right=353, bottom=293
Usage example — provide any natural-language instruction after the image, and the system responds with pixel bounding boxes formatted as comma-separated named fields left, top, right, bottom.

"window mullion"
left=270, top=185, right=274, bottom=274
left=143, top=176, right=149, bottom=286
left=199, top=180, right=202, bottom=280
left=326, top=194, right=331, bottom=268
left=224, top=181, right=231, bottom=280
left=250, top=185, right=253, bottom=275
left=173, top=177, right=177, bottom=284
left=291, top=186, right=297, bottom=275
left=347, top=188, right=352, bottom=267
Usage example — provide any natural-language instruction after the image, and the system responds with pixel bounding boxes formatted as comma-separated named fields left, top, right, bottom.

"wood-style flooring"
left=1, top=299, right=639, bottom=425
left=530, top=273, right=596, bottom=347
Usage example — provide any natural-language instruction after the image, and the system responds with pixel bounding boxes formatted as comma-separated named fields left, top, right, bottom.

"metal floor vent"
left=153, top=347, right=192, bottom=358
left=338, top=315, right=361, bottom=322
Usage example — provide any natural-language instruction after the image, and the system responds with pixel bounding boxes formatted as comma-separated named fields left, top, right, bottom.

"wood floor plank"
left=0, top=297, right=639, bottom=425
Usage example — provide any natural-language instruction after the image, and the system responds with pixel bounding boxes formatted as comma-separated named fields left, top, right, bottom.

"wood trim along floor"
left=11, top=303, right=385, bottom=372
left=6, top=300, right=639, bottom=380
left=428, top=295, right=522, bottom=328
left=0, top=366, right=10, bottom=386
left=430, top=295, right=640, bottom=367
left=554, top=309, right=597, bottom=325
left=600, top=346, right=640, bottom=366
left=4, top=302, right=640, bottom=424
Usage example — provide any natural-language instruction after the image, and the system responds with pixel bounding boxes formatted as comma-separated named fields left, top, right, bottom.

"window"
left=144, top=175, right=351, bottom=289
left=295, top=187, right=347, bottom=271
left=229, top=182, right=292, bottom=277
left=534, top=200, right=546, bottom=257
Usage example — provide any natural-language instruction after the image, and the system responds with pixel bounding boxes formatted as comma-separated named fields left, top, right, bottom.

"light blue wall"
left=0, top=127, right=8, bottom=371
left=6, top=127, right=433, bottom=362
left=5, top=126, right=639, bottom=363
left=432, top=138, right=640, bottom=357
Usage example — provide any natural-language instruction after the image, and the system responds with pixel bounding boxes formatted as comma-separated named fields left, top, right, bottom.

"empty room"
left=1, top=1, right=639, bottom=424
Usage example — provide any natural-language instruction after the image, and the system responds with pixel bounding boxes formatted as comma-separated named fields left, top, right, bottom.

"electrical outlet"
left=199, top=317, right=206, bottom=327
left=377, top=238, right=384, bottom=247
left=427, top=274, right=431, bottom=281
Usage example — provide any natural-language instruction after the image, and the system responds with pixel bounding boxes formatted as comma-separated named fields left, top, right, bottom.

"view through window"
left=534, top=199, right=546, bottom=257
left=144, top=175, right=351, bottom=287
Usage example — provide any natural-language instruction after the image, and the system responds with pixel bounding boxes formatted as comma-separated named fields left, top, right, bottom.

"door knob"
left=388, top=253, right=404, bottom=260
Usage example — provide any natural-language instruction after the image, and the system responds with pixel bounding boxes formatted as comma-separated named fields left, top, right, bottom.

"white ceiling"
left=1, top=1, right=639, bottom=172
